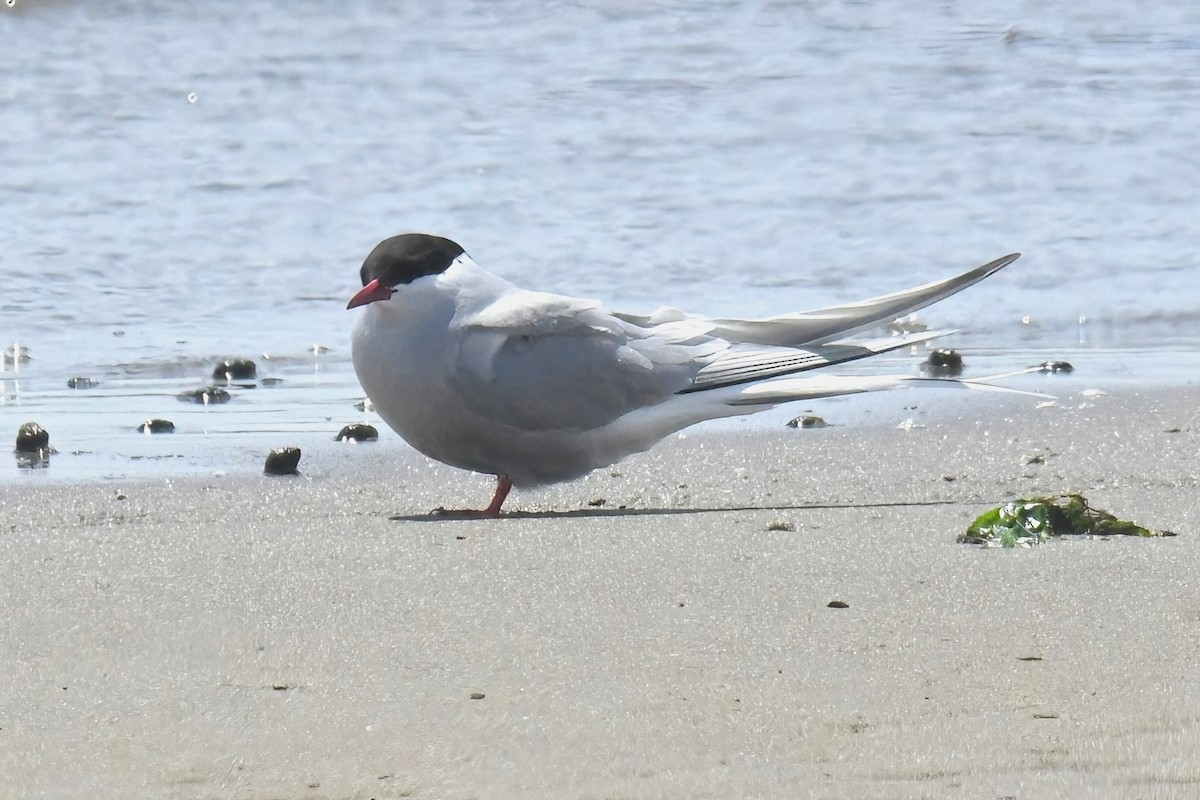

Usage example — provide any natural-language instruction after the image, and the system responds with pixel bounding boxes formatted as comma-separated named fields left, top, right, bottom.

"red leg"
left=482, top=474, right=513, bottom=517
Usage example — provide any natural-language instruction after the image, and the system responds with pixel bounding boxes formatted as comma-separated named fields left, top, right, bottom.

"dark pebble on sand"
left=921, top=348, right=964, bottom=377
left=787, top=415, right=828, bottom=429
left=469, top=692, right=485, bottom=700
left=66, top=377, right=100, bottom=389
left=264, top=446, right=301, bottom=475
left=15, top=422, right=50, bottom=453
left=1038, top=360, right=1074, bottom=374
left=212, top=358, right=257, bottom=380
left=827, top=600, right=850, bottom=609
left=336, top=423, right=378, bottom=442
left=137, top=419, right=176, bottom=434
left=178, top=386, right=231, bottom=404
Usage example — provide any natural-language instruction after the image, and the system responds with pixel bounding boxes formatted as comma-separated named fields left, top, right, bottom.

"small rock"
left=587, top=497, right=607, bottom=507
left=66, top=377, right=100, bottom=389
left=212, top=358, right=257, bottom=380
left=335, top=423, right=378, bottom=442
left=469, top=692, right=485, bottom=700
left=355, top=397, right=374, bottom=413
left=827, top=600, right=850, bottom=609
left=137, top=419, right=176, bottom=434
left=1038, top=360, right=1074, bottom=374
left=786, top=415, right=828, bottom=429
left=921, top=348, right=964, bottom=377
left=15, top=422, right=50, bottom=453
left=264, top=447, right=301, bottom=475
left=178, top=386, right=231, bottom=404
left=766, top=519, right=795, bottom=531
left=260, top=377, right=284, bottom=386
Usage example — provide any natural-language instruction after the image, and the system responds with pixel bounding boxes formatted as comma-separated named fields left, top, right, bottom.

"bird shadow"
left=389, top=499, right=958, bottom=523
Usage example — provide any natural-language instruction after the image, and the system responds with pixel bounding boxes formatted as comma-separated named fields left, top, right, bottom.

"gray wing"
left=450, top=292, right=719, bottom=432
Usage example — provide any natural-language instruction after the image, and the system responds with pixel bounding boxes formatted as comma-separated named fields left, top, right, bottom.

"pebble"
left=335, top=423, right=378, bottom=442
left=66, top=377, right=101, bottom=389
left=264, top=446, right=301, bottom=475
left=921, top=348, right=964, bottom=377
left=211, top=358, right=257, bottom=380
left=786, top=415, right=828, bottom=429
left=137, top=419, right=176, bottom=434
left=827, top=600, right=850, bottom=609
left=15, top=422, right=49, bottom=453
left=1038, top=360, right=1074, bottom=374
left=178, top=386, right=232, bottom=404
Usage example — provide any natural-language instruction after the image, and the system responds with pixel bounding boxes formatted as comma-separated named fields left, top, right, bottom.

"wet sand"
left=2, top=388, right=1198, bottom=798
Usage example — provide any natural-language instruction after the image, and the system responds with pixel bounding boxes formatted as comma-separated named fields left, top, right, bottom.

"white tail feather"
left=706, top=253, right=1021, bottom=346
left=728, top=372, right=1055, bottom=405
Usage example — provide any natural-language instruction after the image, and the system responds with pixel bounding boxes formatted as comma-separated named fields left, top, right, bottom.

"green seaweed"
left=959, top=493, right=1169, bottom=547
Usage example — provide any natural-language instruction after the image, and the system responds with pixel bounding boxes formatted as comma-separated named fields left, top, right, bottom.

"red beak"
left=347, top=279, right=395, bottom=309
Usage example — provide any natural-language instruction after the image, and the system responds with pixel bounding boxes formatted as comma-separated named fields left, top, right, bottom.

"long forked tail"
left=726, top=371, right=1054, bottom=406
left=705, top=253, right=1021, bottom=346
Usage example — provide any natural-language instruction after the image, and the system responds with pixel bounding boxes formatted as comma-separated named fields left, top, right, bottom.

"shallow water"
left=3, top=0, right=1199, bottom=483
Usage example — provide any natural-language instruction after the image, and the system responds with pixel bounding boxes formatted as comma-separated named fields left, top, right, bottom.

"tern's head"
left=347, top=233, right=466, bottom=309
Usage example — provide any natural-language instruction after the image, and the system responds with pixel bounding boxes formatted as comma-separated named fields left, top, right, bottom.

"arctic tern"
left=349, top=233, right=1023, bottom=516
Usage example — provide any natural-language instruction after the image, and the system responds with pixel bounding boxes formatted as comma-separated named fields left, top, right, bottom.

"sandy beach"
left=2, top=386, right=1198, bottom=799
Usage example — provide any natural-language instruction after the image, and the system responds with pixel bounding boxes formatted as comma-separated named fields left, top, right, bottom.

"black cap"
left=360, top=233, right=466, bottom=288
